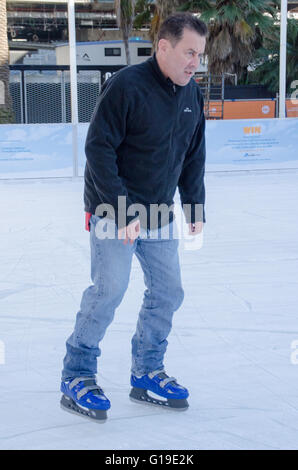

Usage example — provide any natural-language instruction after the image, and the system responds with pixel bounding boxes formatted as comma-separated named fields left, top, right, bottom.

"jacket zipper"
left=166, top=84, right=179, bottom=199
left=169, top=86, right=177, bottom=152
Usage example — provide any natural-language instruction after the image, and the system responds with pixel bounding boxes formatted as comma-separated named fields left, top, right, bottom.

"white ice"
left=0, top=169, right=298, bottom=450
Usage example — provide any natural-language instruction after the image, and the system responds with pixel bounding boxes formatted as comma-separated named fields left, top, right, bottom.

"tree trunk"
left=0, top=0, right=14, bottom=123
left=114, top=0, right=135, bottom=65
left=123, top=31, right=131, bottom=65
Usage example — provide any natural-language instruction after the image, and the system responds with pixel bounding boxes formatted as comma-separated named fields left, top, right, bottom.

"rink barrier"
left=0, top=117, right=297, bottom=179
left=0, top=340, right=5, bottom=365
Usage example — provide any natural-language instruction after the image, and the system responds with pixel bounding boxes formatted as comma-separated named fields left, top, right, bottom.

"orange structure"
left=286, top=99, right=298, bottom=118
left=223, top=100, right=276, bottom=119
left=204, top=99, right=298, bottom=119
left=205, top=100, right=276, bottom=119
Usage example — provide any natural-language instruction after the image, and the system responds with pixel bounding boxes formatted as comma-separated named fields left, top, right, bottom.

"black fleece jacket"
left=84, top=53, right=206, bottom=230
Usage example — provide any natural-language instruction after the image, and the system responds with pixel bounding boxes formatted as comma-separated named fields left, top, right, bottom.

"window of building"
left=105, top=48, right=121, bottom=57
left=137, top=48, right=152, bottom=57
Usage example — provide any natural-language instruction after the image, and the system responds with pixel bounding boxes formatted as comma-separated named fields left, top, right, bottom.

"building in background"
left=7, top=0, right=151, bottom=65
left=6, top=1, right=136, bottom=43
left=6, top=0, right=298, bottom=45
left=55, top=38, right=208, bottom=70
left=6, top=0, right=298, bottom=122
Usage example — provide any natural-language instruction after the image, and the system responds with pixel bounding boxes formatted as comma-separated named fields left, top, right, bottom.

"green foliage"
left=134, top=0, right=180, bottom=48
left=0, top=107, right=15, bottom=124
left=134, top=0, right=152, bottom=29
left=179, top=0, right=278, bottom=80
left=124, top=0, right=296, bottom=95
left=246, top=18, right=298, bottom=94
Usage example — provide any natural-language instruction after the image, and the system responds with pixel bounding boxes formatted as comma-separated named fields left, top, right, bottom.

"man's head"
left=156, top=13, right=207, bottom=86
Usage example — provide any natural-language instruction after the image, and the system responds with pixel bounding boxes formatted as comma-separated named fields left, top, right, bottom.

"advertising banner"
left=78, top=123, right=88, bottom=177
left=0, top=118, right=297, bottom=178
left=205, top=118, right=298, bottom=171
left=78, top=118, right=298, bottom=173
left=0, top=124, right=73, bottom=179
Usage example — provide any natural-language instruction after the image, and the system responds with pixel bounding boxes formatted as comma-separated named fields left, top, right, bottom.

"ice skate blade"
left=129, top=388, right=189, bottom=412
left=129, top=396, right=189, bottom=411
left=60, top=395, right=108, bottom=423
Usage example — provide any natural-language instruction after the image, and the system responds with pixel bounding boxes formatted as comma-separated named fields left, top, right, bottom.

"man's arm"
left=178, top=90, right=206, bottom=226
left=85, top=73, right=136, bottom=229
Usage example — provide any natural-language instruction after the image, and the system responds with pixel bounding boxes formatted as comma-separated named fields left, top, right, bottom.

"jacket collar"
left=148, top=53, right=181, bottom=92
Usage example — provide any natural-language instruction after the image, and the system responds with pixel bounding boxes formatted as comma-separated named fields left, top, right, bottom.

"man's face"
left=158, top=28, right=206, bottom=86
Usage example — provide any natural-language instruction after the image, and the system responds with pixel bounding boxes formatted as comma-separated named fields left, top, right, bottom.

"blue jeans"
left=62, top=215, right=184, bottom=380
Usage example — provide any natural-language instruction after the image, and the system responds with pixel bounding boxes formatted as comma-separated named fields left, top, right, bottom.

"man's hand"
left=188, top=221, right=203, bottom=235
left=118, top=219, right=140, bottom=245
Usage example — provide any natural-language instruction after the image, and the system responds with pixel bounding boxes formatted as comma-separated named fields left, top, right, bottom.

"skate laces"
left=148, top=369, right=177, bottom=389
left=69, top=377, right=105, bottom=400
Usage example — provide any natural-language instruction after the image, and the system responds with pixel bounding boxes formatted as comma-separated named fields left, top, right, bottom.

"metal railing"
left=195, top=73, right=225, bottom=120
left=9, top=66, right=291, bottom=123
left=9, top=64, right=124, bottom=124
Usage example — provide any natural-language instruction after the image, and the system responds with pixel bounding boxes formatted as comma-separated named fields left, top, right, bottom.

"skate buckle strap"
left=148, top=369, right=177, bottom=389
left=69, top=377, right=104, bottom=400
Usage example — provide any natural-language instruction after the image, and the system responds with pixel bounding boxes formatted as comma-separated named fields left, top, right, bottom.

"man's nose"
left=189, top=56, right=199, bottom=70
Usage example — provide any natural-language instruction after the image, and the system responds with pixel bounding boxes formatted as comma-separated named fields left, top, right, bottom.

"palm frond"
left=247, top=18, right=298, bottom=93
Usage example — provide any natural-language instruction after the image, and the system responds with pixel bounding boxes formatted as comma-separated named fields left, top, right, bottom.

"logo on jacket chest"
left=183, top=107, right=192, bottom=113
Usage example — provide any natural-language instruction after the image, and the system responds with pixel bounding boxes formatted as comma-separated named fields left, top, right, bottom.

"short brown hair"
left=158, top=13, right=208, bottom=47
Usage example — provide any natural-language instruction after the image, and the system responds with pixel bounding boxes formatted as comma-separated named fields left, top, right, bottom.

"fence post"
left=279, top=0, right=287, bottom=118
left=61, top=70, right=66, bottom=123
left=22, top=70, right=27, bottom=124
left=68, top=0, right=79, bottom=178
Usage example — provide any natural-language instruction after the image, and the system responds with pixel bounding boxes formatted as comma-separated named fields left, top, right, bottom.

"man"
left=61, top=13, right=207, bottom=422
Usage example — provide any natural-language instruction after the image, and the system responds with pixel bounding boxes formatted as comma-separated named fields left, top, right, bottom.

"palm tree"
left=114, top=0, right=136, bottom=65
left=151, top=0, right=180, bottom=50
left=180, top=0, right=278, bottom=83
left=134, top=0, right=180, bottom=51
left=247, top=18, right=298, bottom=94
left=134, top=0, right=152, bottom=30
left=0, top=0, right=14, bottom=123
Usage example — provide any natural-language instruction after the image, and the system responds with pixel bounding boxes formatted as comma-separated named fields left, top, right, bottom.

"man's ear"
left=157, top=38, right=169, bottom=54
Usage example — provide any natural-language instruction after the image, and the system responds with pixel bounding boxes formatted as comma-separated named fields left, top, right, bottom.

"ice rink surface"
left=0, top=169, right=297, bottom=450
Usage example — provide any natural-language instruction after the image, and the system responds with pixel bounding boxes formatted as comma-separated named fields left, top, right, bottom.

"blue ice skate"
left=60, top=377, right=110, bottom=422
left=129, top=369, right=189, bottom=410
